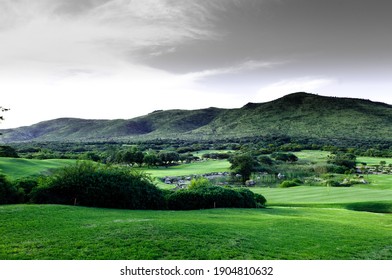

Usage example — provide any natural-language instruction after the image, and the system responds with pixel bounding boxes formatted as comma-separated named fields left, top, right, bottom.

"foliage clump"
left=188, top=177, right=212, bottom=190
left=271, top=152, right=298, bottom=163
left=31, top=162, right=165, bottom=210
left=278, top=179, right=302, bottom=188
left=327, top=152, right=356, bottom=173
left=0, top=174, right=23, bottom=204
left=166, top=185, right=266, bottom=210
left=0, top=146, right=19, bottom=158
left=229, top=153, right=259, bottom=183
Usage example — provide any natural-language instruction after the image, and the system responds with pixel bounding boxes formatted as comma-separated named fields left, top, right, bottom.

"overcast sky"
left=1, top=0, right=392, bottom=128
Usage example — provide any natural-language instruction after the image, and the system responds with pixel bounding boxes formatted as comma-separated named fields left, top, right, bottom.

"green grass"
left=294, top=151, right=392, bottom=167
left=253, top=185, right=392, bottom=205
left=294, top=150, right=330, bottom=163
left=0, top=157, right=76, bottom=180
left=357, top=156, right=392, bottom=166
left=192, top=150, right=234, bottom=157
left=365, top=174, right=392, bottom=189
left=1, top=204, right=391, bottom=260
left=253, top=174, right=392, bottom=205
left=137, top=160, right=230, bottom=178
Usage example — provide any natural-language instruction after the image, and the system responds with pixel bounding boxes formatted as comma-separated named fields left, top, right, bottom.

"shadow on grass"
left=345, top=201, right=392, bottom=214
left=266, top=201, right=392, bottom=214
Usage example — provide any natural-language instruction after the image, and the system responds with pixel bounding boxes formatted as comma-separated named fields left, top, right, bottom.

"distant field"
left=357, top=156, right=392, bottom=165
left=0, top=157, right=76, bottom=179
left=254, top=185, right=392, bottom=205
left=137, top=159, right=231, bottom=178
left=294, top=150, right=330, bottom=163
left=294, top=150, right=392, bottom=166
left=253, top=174, right=392, bottom=207
left=192, top=150, right=234, bottom=157
left=0, top=156, right=230, bottom=180
left=1, top=204, right=391, bottom=260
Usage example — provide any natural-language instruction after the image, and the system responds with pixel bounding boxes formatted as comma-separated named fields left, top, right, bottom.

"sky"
left=1, top=0, right=391, bottom=129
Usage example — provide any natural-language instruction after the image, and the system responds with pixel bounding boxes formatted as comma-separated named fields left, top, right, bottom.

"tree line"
left=5, top=134, right=392, bottom=160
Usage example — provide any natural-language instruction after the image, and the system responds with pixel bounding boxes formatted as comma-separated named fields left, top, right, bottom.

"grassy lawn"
left=252, top=175, right=392, bottom=211
left=357, top=156, right=392, bottom=166
left=137, top=159, right=230, bottom=178
left=192, top=150, right=234, bottom=157
left=254, top=185, right=392, bottom=205
left=294, top=150, right=330, bottom=163
left=294, top=150, right=392, bottom=167
left=0, top=157, right=76, bottom=180
left=1, top=204, right=391, bottom=260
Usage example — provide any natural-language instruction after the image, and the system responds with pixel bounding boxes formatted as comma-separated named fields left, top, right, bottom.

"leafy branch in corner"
left=1, top=107, right=10, bottom=121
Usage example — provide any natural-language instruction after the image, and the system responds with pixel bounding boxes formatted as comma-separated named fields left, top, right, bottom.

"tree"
left=327, top=152, right=357, bottom=172
left=0, top=174, right=20, bottom=204
left=143, top=152, right=161, bottom=167
left=158, top=151, right=180, bottom=167
left=229, top=153, right=259, bottom=184
left=271, top=152, right=298, bottom=163
left=0, top=146, right=19, bottom=158
left=121, top=147, right=144, bottom=166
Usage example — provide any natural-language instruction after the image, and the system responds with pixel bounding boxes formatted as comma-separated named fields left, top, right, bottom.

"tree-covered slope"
left=192, top=92, right=392, bottom=139
left=1, top=92, right=391, bottom=142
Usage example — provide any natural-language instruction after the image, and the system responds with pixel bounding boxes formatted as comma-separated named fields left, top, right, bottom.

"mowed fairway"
left=1, top=204, right=391, bottom=260
left=254, top=185, right=392, bottom=204
left=0, top=157, right=76, bottom=180
left=253, top=175, right=392, bottom=213
left=138, top=160, right=231, bottom=178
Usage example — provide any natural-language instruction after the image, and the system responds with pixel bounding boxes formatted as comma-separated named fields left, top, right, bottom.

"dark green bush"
left=30, top=162, right=165, bottom=210
left=166, top=185, right=266, bottom=210
left=254, top=193, right=267, bottom=207
left=0, top=174, right=21, bottom=204
left=279, top=180, right=301, bottom=188
left=11, top=177, right=39, bottom=203
left=0, top=145, right=19, bottom=158
left=325, top=179, right=342, bottom=187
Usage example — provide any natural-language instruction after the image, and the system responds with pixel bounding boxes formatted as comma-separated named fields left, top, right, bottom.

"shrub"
left=254, top=193, right=267, bottom=208
left=325, top=179, right=342, bottom=187
left=166, top=185, right=266, bottom=210
left=0, top=174, right=21, bottom=204
left=11, top=177, right=39, bottom=203
left=188, top=177, right=212, bottom=190
left=279, top=180, right=301, bottom=188
left=327, top=152, right=356, bottom=173
left=0, top=145, right=19, bottom=158
left=30, top=162, right=165, bottom=210
left=271, top=152, right=298, bottom=162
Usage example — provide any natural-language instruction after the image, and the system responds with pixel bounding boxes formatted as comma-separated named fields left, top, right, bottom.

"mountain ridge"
left=1, top=92, right=391, bottom=142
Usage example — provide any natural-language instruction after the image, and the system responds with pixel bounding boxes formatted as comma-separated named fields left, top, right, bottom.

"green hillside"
left=1, top=92, right=391, bottom=142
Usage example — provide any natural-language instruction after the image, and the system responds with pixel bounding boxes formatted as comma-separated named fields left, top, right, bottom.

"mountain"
left=1, top=92, right=391, bottom=142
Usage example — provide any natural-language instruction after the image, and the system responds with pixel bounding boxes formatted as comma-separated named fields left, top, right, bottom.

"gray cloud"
left=1, top=0, right=392, bottom=128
